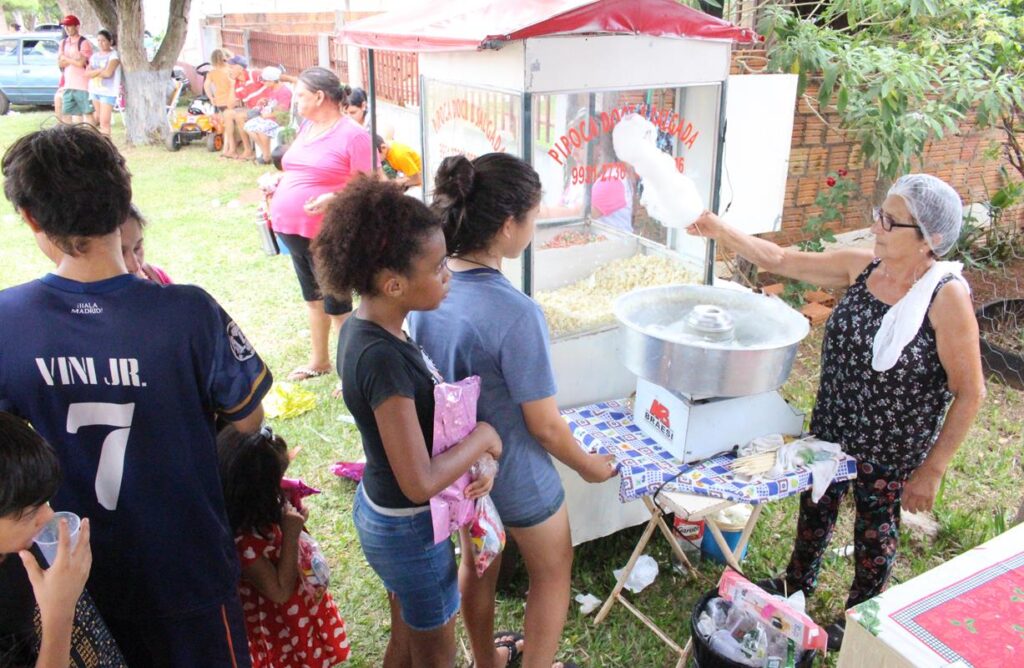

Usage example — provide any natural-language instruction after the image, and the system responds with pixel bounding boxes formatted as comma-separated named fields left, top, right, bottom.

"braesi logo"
left=644, top=399, right=674, bottom=439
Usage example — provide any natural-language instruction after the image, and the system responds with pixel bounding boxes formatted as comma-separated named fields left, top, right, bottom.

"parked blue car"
left=0, top=31, right=65, bottom=115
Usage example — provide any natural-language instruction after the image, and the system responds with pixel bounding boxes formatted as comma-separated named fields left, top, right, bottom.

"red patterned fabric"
left=891, top=553, right=1024, bottom=667
left=236, top=527, right=350, bottom=667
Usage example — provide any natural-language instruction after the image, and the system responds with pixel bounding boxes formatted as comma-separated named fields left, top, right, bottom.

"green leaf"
left=820, top=65, right=841, bottom=108
left=837, top=86, right=850, bottom=113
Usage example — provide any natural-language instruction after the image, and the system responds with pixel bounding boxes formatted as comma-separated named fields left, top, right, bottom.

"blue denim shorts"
left=499, top=485, right=565, bottom=529
left=352, top=485, right=460, bottom=631
left=90, top=93, right=117, bottom=106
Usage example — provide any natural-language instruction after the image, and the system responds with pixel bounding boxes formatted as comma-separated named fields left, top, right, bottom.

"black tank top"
left=809, top=259, right=955, bottom=471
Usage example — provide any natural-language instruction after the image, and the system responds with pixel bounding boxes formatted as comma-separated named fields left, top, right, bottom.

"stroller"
left=166, top=62, right=225, bottom=152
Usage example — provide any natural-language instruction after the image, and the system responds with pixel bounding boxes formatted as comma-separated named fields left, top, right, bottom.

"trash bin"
left=690, top=588, right=818, bottom=668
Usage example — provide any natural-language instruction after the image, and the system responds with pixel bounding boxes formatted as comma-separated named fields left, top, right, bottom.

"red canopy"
left=338, top=0, right=760, bottom=52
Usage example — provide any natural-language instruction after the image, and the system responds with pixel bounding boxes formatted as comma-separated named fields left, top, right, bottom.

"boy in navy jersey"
left=0, top=125, right=272, bottom=667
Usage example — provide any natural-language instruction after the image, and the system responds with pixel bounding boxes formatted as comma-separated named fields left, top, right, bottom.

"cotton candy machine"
left=614, top=284, right=809, bottom=462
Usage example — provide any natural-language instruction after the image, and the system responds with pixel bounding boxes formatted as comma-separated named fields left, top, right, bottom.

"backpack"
left=59, top=35, right=87, bottom=71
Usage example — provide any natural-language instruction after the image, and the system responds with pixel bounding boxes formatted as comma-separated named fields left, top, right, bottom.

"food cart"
left=339, top=0, right=762, bottom=543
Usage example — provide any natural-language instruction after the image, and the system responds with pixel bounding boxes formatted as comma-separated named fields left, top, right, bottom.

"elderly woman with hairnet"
left=687, top=174, right=986, bottom=649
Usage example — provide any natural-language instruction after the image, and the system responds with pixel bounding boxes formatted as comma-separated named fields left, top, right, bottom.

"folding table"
left=562, top=400, right=857, bottom=667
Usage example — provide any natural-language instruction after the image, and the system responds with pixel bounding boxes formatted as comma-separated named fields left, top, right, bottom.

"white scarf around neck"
left=871, top=260, right=967, bottom=371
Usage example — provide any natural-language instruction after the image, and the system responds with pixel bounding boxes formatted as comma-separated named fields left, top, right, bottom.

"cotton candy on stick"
left=612, top=113, right=704, bottom=228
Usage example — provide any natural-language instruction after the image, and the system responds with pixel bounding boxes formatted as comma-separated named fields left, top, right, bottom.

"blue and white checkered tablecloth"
left=562, top=399, right=858, bottom=504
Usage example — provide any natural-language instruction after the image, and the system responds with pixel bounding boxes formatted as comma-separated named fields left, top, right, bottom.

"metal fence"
left=330, top=38, right=350, bottom=86
left=360, top=49, right=419, bottom=107
left=249, top=31, right=319, bottom=73
left=210, top=24, right=420, bottom=107
left=220, top=28, right=245, bottom=57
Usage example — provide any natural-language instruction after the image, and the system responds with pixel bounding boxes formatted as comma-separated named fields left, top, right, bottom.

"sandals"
left=285, top=366, right=331, bottom=382
left=469, top=631, right=523, bottom=667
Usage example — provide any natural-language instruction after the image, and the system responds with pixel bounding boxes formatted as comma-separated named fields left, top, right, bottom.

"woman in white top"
left=85, top=30, right=121, bottom=137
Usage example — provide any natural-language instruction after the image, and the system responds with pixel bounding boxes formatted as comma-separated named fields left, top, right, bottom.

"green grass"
left=1, top=111, right=1022, bottom=667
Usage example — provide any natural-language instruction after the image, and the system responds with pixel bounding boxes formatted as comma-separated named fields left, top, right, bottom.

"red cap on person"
left=59, top=15, right=81, bottom=26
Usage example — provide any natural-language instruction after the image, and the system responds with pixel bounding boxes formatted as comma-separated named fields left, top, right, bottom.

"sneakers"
left=826, top=618, right=846, bottom=651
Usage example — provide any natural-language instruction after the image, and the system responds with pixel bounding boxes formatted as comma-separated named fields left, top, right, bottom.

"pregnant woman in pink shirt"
left=270, top=67, right=372, bottom=381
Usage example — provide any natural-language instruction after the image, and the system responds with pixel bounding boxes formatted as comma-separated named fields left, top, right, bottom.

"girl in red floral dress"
left=218, top=426, right=350, bottom=668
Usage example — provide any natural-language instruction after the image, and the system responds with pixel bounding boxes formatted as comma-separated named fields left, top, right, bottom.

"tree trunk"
left=67, top=0, right=105, bottom=34
left=84, top=0, right=191, bottom=145
left=123, top=68, right=172, bottom=145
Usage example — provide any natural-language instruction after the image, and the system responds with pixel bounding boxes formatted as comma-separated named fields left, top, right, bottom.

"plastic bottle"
left=255, top=205, right=279, bottom=256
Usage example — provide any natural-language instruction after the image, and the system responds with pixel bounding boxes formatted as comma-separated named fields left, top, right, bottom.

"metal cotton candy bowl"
left=613, top=284, right=810, bottom=398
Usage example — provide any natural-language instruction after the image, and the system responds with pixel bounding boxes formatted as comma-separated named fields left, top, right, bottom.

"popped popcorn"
left=537, top=254, right=699, bottom=338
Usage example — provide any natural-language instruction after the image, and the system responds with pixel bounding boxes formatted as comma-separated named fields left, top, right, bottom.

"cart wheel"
left=165, top=132, right=181, bottom=152
left=206, top=133, right=223, bottom=152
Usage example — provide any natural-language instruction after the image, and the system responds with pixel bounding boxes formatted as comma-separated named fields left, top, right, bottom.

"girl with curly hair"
left=315, top=175, right=503, bottom=667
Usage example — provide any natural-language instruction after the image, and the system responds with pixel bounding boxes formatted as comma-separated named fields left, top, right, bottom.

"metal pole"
left=418, top=72, right=427, bottom=200
left=368, top=48, right=378, bottom=171
left=582, top=93, right=596, bottom=222
left=522, top=93, right=533, bottom=296
left=706, top=80, right=729, bottom=286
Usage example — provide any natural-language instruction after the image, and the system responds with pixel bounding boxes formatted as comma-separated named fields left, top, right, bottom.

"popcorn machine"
left=341, top=0, right=759, bottom=409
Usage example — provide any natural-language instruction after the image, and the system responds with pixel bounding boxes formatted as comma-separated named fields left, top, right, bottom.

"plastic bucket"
left=690, top=588, right=817, bottom=668
left=700, top=525, right=748, bottom=565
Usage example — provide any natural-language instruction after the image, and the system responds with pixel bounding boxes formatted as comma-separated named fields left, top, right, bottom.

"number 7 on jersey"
left=67, top=402, right=136, bottom=510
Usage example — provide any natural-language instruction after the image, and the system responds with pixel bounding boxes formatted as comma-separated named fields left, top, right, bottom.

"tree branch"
left=152, top=0, right=191, bottom=71
left=112, top=0, right=144, bottom=71
left=83, top=0, right=117, bottom=37
left=1002, top=109, right=1024, bottom=181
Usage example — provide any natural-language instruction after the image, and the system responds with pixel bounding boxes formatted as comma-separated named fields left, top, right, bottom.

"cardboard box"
left=634, top=378, right=804, bottom=463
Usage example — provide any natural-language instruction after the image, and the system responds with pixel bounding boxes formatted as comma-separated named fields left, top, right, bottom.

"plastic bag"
left=297, top=531, right=330, bottom=602
left=280, top=477, right=320, bottom=512
left=329, top=461, right=365, bottom=482
left=429, top=377, right=482, bottom=544
left=718, top=570, right=826, bottom=652
left=263, top=382, right=317, bottom=419
left=612, top=554, right=660, bottom=594
left=468, top=495, right=505, bottom=577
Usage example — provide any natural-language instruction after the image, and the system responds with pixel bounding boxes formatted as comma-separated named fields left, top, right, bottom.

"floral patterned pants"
left=784, top=460, right=912, bottom=609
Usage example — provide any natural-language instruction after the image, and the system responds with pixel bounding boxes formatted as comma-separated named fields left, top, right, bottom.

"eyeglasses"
left=872, top=207, right=919, bottom=232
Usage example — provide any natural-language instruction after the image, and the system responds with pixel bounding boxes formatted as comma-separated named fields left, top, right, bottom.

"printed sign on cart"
left=422, top=80, right=522, bottom=196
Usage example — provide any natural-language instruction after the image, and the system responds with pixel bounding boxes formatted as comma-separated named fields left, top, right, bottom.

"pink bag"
left=280, top=477, right=320, bottom=512
left=429, top=376, right=481, bottom=544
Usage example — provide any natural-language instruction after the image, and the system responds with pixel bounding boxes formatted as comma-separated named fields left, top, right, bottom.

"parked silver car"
left=0, top=31, right=66, bottom=114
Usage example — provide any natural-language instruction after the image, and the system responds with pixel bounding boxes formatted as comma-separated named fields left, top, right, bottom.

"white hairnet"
left=888, top=174, right=963, bottom=256
left=261, top=66, right=282, bottom=82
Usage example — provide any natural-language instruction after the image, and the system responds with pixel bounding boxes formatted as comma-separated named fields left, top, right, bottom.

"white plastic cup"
left=34, top=511, right=81, bottom=566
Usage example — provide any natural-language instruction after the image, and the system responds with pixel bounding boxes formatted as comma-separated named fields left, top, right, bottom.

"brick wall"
left=731, top=47, right=1024, bottom=246
left=218, top=12, right=336, bottom=34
